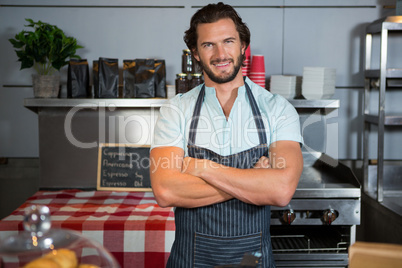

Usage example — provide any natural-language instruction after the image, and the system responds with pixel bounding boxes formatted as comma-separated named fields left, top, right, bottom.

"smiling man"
left=150, top=2, right=303, bottom=267
left=195, top=18, right=243, bottom=84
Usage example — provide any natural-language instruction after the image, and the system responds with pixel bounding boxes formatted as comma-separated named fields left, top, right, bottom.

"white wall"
left=0, top=0, right=400, bottom=159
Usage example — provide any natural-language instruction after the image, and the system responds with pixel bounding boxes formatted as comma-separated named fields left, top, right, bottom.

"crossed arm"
left=150, top=140, right=303, bottom=208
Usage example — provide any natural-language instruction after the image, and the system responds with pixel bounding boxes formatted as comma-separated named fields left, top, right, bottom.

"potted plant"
left=9, top=18, right=83, bottom=98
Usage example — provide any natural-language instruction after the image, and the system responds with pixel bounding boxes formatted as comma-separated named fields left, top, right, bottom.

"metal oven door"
left=270, top=195, right=360, bottom=267
left=271, top=225, right=352, bottom=267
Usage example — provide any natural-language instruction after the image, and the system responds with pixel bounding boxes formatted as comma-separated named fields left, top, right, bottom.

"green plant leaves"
left=8, top=18, right=83, bottom=75
left=15, top=50, right=34, bottom=69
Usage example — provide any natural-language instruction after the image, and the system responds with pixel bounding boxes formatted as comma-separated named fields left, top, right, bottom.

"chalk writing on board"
left=97, top=144, right=151, bottom=191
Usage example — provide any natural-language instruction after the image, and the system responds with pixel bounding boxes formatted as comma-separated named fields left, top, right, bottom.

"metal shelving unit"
left=363, top=16, right=402, bottom=202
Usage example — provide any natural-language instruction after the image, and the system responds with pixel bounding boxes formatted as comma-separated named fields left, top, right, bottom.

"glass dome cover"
left=0, top=205, right=120, bottom=268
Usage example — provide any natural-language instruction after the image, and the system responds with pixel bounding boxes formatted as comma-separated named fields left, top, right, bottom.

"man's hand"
left=182, top=157, right=219, bottom=177
left=150, top=147, right=234, bottom=208
left=254, top=156, right=271, bottom=169
left=183, top=156, right=270, bottom=175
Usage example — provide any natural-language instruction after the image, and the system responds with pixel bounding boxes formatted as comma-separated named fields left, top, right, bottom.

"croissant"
left=23, top=249, right=100, bottom=268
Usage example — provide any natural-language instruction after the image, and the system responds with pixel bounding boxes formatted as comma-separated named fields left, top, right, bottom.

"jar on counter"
left=189, top=73, right=204, bottom=89
left=181, top=49, right=192, bottom=74
left=175, top=73, right=188, bottom=94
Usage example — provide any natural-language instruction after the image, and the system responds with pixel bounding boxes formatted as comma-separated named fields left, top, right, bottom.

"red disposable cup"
left=249, top=54, right=266, bottom=87
left=249, top=74, right=266, bottom=88
left=250, top=55, right=265, bottom=73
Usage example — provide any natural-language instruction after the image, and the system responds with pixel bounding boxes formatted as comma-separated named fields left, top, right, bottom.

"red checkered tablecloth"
left=0, top=190, right=175, bottom=268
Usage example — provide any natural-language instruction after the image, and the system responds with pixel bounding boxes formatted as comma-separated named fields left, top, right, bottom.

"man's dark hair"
left=184, top=2, right=250, bottom=59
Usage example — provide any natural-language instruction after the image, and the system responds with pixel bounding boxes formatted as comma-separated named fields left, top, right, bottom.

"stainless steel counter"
left=296, top=152, right=360, bottom=199
left=24, top=98, right=166, bottom=188
left=24, top=98, right=167, bottom=113
left=271, top=152, right=361, bottom=226
left=24, top=98, right=340, bottom=112
left=24, top=97, right=341, bottom=189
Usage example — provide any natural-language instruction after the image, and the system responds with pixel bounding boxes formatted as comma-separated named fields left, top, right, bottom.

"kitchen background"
left=0, top=0, right=401, bottom=242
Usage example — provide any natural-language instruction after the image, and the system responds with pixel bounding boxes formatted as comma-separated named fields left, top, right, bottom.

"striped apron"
left=166, top=82, right=275, bottom=268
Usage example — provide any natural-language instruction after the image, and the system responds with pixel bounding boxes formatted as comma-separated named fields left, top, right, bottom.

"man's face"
left=193, top=18, right=245, bottom=84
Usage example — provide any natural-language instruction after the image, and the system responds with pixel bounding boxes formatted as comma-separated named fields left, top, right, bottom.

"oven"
left=270, top=152, right=361, bottom=267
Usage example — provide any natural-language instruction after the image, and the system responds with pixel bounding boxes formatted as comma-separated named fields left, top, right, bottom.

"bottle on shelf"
left=189, top=73, right=204, bottom=89
left=181, top=49, right=193, bottom=74
left=175, top=73, right=188, bottom=94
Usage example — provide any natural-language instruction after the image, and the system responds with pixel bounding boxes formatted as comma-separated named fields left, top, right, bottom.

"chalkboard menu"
left=97, top=143, right=152, bottom=191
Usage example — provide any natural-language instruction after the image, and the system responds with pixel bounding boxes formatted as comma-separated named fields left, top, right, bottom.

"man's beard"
left=198, top=53, right=244, bottom=84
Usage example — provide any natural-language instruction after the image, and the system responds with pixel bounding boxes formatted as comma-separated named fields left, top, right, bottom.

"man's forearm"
left=150, top=147, right=233, bottom=208
left=183, top=141, right=303, bottom=207
left=199, top=162, right=295, bottom=206
left=153, top=169, right=233, bottom=208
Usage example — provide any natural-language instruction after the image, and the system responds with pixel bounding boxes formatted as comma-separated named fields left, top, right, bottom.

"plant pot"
left=32, top=74, right=61, bottom=98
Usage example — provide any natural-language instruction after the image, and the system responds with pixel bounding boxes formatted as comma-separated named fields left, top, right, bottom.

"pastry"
left=44, top=249, right=78, bottom=268
left=22, top=248, right=100, bottom=268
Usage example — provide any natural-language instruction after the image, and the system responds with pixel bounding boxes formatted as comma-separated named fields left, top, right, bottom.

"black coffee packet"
left=134, top=59, right=155, bottom=98
left=154, top=59, right=166, bottom=98
left=67, top=59, right=90, bottom=98
left=123, top=59, right=166, bottom=98
left=98, top=57, right=119, bottom=98
left=123, top=60, right=136, bottom=98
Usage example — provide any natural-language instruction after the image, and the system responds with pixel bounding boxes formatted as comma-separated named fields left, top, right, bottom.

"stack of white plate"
left=270, top=75, right=302, bottom=99
left=301, top=67, right=336, bottom=99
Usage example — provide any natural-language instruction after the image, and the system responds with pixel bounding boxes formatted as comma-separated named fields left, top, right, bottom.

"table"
left=0, top=190, right=175, bottom=268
